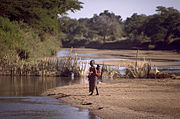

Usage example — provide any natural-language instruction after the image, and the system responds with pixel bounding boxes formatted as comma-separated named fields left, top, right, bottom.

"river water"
left=57, top=49, right=180, bottom=76
left=0, top=96, right=97, bottom=119
left=0, top=49, right=101, bottom=119
left=0, top=76, right=100, bottom=119
left=1, top=48, right=179, bottom=119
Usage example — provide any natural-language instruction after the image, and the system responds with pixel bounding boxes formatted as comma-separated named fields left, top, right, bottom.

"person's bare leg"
left=96, top=87, right=99, bottom=95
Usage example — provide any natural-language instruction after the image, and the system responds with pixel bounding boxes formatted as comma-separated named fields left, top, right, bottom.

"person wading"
left=88, top=60, right=100, bottom=95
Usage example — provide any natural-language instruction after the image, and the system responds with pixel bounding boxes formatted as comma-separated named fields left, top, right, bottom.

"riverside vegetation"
left=0, top=0, right=83, bottom=60
left=0, top=51, right=87, bottom=77
left=0, top=0, right=83, bottom=76
left=101, top=50, right=177, bottom=80
left=0, top=48, right=176, bottom=79
left=0, top=1, right=179, bottom=79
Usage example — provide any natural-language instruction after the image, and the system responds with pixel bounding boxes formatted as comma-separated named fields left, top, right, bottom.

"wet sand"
left=43, top=79, right=180, bottom=119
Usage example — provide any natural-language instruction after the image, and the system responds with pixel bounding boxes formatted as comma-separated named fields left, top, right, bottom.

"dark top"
left=88, top=66, right=96, bottom=79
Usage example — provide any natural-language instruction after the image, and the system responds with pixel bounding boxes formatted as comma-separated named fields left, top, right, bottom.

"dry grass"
left=0, top=49, right=176, bottom=79
left=0, top=51, right=88, bottom=77
left=99, top=50, right=176, bottom=79
left=57, top=52, right=88, bottom=77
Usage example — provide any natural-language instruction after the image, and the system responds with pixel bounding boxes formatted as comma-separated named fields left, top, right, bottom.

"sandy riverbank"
left=43, top=79, right=180, bottom=119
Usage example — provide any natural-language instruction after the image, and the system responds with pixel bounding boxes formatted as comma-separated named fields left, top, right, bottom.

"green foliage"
left=58, top=6, right=180, bottom=50
left=90, top=10, right=123, bottom=41
left=124, top=13, right=147, bottom=37
left=0, top=17, right=24, bottom=58
left=0, top=0, right=83, bottom=34
left=0, top=16, right=61, bottom=61
left=124, top=6, right=180, bottom=49
left=21, top=24, right=61, bottom=58
left=0, top=0, right=83, bottom=60
left=59, top=10, right=124, bottom=48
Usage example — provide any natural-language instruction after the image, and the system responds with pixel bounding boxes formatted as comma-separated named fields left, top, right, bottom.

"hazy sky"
left=67, top=0, right=180, bottom=20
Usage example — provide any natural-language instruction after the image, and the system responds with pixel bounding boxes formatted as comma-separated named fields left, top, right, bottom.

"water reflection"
left=0, top=76, right=87, bottom=96
left=0, top=76, right=100, bottom=119
left=0, top=96, right=100, bottom=119
left=57, top=49, right=70, bottom=57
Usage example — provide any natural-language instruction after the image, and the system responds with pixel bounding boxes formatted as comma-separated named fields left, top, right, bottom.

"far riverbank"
left=68, top=48, right=180, bottom=67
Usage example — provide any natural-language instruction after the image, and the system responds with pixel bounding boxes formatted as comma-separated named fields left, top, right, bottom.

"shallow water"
left=0, top=76, right=87, bottom=96
left=57, top=49, right=180, bottom=76
left=57, top=49, right=71, bottom=57
left=157, top=66, right=180, bottom=76
left=0, top=76, right=100, bottom=119
left=57, top=49, right=131, bottom=62
left=0, top=96, right=99, bottom=119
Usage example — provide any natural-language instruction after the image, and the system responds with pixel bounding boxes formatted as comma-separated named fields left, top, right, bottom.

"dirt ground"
left=70, top=48, right=180, bottom=67
left=43, top=79, right=180, bottom=119
left=43, top=48, right=180, bottom=119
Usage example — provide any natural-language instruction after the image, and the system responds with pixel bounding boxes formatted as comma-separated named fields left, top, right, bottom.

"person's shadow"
left=56, top=93, right=88, bottom=99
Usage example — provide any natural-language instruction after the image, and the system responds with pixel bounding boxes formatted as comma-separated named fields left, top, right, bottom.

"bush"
left=0, top=17, right=61, bottom=62
left=0, top=17, right=24, bottom=58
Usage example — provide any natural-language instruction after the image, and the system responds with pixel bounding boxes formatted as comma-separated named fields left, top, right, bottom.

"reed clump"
left=0, top=52, right=87, bottom=77
left=125, top=62, right=151, bottom=78
left=0, top=49, right=176, bottom=79
left=101, top=64, right=124, bottom=80
left=100, top=50, right=176, bottom=80
left=124, top=50, right=176, bottom=79
left=58, top=53, right=87, bottom=77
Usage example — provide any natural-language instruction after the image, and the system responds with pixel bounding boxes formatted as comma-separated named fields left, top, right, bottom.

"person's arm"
left=88, top=67, right=93, bottom=77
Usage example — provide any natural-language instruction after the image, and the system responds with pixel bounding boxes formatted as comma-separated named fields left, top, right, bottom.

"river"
left=0, top=50, right=100, bottom=119
left=57, top=48, right=180, bottom=76
left=0, top=76, right=100, bottom=119
left=0, top=48, right=179, bottom=119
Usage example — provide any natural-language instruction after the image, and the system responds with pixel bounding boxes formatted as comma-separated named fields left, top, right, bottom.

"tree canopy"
left=144, top=6, right=180, bottom=44
left=59, top=6, right=180, bottom=50
left=0, top=0, right=83, bottom=59
left=0, top=0, right=83, bottom=33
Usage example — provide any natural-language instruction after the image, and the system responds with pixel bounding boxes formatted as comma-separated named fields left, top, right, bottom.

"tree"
left=0, top=0, right=83, bottom=33
left=0, top=0, right=83, bottom=59
left=124, top=6, right=180, bottom=46
left=124, top=13, right=147, bottom=38
left=90, top=10, right=123, bottom=41
left=144, top=15, right=166, bottom=43
left=158, top=7, right=180, bottom=42
left=144, top=6, right=180, bottom=44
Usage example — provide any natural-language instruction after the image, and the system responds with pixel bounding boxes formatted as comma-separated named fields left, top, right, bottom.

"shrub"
left=0, top=17, right=24, bottom=58
left=0, top=17, right=61, bottom=62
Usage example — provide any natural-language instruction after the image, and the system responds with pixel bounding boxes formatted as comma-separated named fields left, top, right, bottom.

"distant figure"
left=88, top=60, right=100, bottom=95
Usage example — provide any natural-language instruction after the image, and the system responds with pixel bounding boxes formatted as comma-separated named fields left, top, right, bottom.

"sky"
left=67, top=0, right=180, bottom=20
